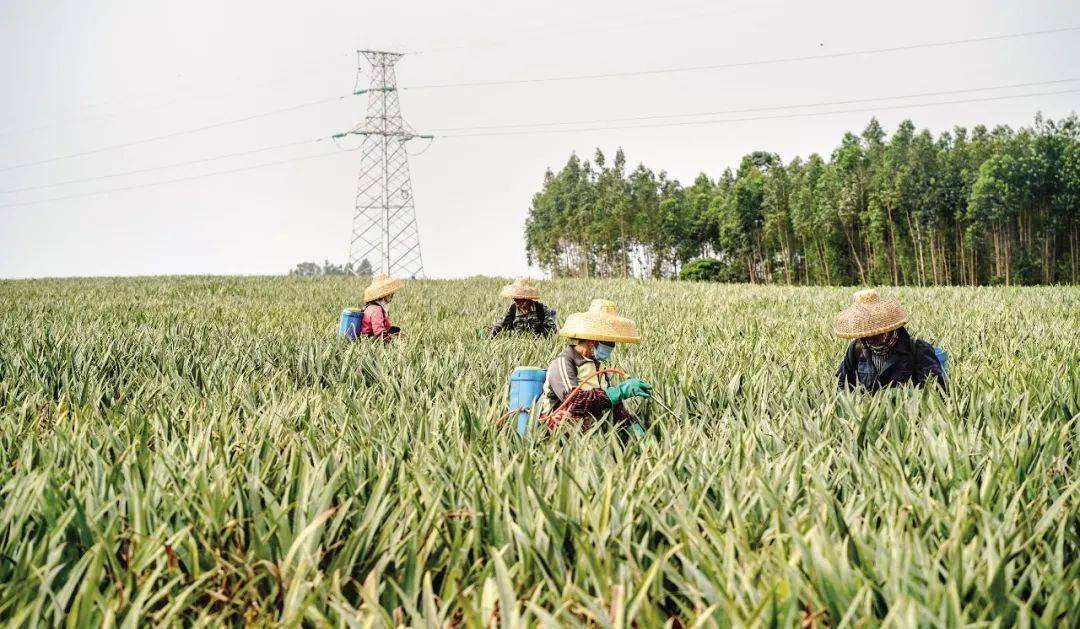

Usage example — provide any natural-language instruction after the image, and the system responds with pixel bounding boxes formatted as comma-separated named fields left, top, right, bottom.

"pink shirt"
left=360, top=302, right=392, bottom=337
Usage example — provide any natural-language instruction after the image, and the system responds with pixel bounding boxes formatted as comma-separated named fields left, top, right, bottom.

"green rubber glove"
left=605, top=378, right=653, bottom=406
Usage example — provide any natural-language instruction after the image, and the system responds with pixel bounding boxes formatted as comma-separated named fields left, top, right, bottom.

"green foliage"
left=0, top=276, right=1078, bottom=625
left=679, top=258, right=734, bottom=282
left=289, top=259, right=372, bottom=277
left=526, top=115, right=1080, bottom=285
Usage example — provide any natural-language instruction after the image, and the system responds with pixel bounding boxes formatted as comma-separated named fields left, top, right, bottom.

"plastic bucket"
left=509, top=367, right=546, bottom=436
left=338, top=308, right=363, bottom=340
left=934, top=346, right=949, bottom=378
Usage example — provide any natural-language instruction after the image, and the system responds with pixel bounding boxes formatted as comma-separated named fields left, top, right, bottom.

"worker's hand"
left=605, top=378, right=653, bottom=406
left=620, top=378, right=653, bottom=399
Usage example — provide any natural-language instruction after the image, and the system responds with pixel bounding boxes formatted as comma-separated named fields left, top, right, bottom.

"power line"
left=403, top=26, right=1080, bottom=91
left=3, top=26, right=1073, bottom=175
left=427, top=78, right=1080, bottom=133
left=0, top=150, right=346, bottom=210
left=0, top=137, right=328, bottom=194
left=409, top=1, right=740, bottom=56
left=6, top=83, right=1076, bottom=196
left=0, top=94, right=350, bottom=174
left=0, top=51, right=359, bottom=139
left=438, top=88, right=1080, bottom=138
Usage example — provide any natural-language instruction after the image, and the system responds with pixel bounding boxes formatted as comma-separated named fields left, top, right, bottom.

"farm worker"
left=360, top=274, right=404, bottom=341
left=490, top=278, right=556, bottom=337
left=542, top=299, right=652, bottom=430
left=834, top=289, right=946, bottom=392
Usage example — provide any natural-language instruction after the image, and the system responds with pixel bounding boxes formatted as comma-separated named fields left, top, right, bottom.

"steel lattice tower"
left=339, top=50, right=430, bottom=278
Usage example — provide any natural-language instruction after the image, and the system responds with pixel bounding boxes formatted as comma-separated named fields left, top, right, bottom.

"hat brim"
left=500, top=287, right=540, bottom=300
left=559, top=314, right=640, bottom=344
left=833, top=301, right=908, bottom=339
left=833, top=319, right=907, bottom=339
left=365, top=279, right=404, bottom=302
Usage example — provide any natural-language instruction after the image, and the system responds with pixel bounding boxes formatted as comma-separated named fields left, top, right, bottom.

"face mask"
left=866, top=331, right=897, bottom=355
left=594, top=343, right=615, bottom=362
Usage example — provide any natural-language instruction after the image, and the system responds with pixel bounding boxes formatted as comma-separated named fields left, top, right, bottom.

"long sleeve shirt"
left=360, top=301, right=396, bottom=340
left=543, top=345, right=637, bottom=429
left=836, top=327, right=947, bottom=392
left=490, top=300, right=555, bottom=337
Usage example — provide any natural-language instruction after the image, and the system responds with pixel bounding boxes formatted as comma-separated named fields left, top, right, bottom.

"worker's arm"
left=491, top=305, right=515, bottom=336
left=534, top=302, right=555, bottom=336
left=913, top=340, right=948, bottom=392
left=836, top=342, right=859, bottom=390
left=561, top=389, right=614, bottom=418
left=546, top=354, right=578, bottom=402
left=561, top=378, right=652, bottom=420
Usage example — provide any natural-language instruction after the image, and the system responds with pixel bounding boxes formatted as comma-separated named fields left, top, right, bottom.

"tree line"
left=524, top=115, right=1080, bottom=285
left=289, top=259, right=372, bottom=277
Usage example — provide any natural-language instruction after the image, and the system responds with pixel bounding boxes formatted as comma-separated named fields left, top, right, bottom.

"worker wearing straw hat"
left=542, top=299, right=652, bottom=430
left=360, top=274, right=404, bottom=342
left=834, top=289, right=946, bottom=392
left=490, top=278, right=555, bottom=337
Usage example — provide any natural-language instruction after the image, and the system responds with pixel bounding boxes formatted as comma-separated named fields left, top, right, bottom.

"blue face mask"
left=594, top=342, right=615, bottom=362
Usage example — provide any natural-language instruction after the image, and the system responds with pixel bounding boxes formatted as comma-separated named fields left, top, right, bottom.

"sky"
left=1, top=0, right=1078, bottom=279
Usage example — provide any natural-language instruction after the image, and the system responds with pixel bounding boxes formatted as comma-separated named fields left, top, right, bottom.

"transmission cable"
left=0, top=137, right=329, bottom=194
left=427, top=77, right=1080, bottom=133
left=0, top=50, right=360, bottom=138
left=0, top=150, right=347, bottom=210
left=4, top=26, right=1073, bottom=174
left=437, top=88, right=1080, bottom=138
left=403, top=26, right=1080, bottom=91
left=0, top=94, right=350, bottom=174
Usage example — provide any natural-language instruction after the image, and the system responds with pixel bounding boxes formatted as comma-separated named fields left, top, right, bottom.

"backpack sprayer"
left=339, top=308, right=364, bottom=340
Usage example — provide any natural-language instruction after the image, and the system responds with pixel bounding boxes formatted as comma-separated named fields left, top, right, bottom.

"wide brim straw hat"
left=364, top=274, right=404, bottom=303
left=500, top=278, right=541, bottom=300
left=559, top=299, right=641, bottom=344
left=833, top=288, right=909, bottom=339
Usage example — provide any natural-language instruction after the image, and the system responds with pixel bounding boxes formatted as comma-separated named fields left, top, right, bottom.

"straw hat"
left=833, top=289, right=909, bottom=339
left=364, top=274, right=404, bottom=303
left=559, top=299, right=641, bottom=344
left=500, top=278, right=541, bottom=300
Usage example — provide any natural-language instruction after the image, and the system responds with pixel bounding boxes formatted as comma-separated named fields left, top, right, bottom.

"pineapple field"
left=0, top=276, right=1077, bottom=626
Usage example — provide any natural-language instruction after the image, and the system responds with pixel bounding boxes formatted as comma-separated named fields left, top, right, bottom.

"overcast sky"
left=1, top=0, right=1078, bottom=279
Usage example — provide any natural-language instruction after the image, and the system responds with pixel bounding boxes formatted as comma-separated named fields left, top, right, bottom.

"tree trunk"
left=956, top=228, right=966, bottom=286
left=1067, top=225, right=1075, bottom=283
left=929, top=231, right=940, bottom=285
left=1044, top=231, right=1052, bottom=284
left=905, top=212, right=924, bottom=286
left=992, top=226, right=1002, bottom=281
left=843, top=223, right=866, bottom=284
left=1004, top=231, right=1011, bottom=286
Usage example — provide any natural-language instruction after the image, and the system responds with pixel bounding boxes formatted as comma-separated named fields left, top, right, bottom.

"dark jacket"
left=837, top=327, right=946, bottom=392
left=491, top=300, right=555, bottom=337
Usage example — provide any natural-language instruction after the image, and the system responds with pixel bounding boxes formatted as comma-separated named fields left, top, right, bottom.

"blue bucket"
left=338, top=308, right=363, bottom=340
left=509, top=367, right=546, bottom=436
left=934, top=346, right=949, bottom=378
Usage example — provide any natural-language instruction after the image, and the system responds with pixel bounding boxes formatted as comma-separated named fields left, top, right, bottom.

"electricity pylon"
left=336, top=50, right=431, bottom=278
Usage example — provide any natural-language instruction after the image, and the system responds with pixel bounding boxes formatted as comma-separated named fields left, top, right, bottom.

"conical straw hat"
left=500, top=278, right=541, bottom=300
left=559, top=299, right=640, bottom=344
left=833, top=289, right=908, bottom=339
left=364, top=274, right=404, bottom=303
